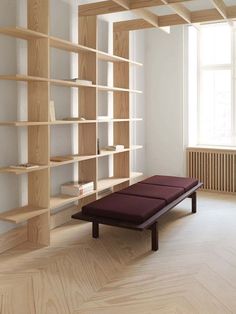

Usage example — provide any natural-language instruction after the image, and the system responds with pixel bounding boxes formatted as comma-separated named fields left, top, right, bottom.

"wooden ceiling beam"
left=114, top=19, right=155, bottom=32
left=211, top=0, right=233, bottom=27
left=112, top=0, right=130, bottom=10
left=111, top=1, right=169, bottom=33
left=161, top=0, right=191, bottom=23
left=79, top=0, right=193, bottom=16
left=132, top=9, right=159, bottom=27
left=211, top=0, right=227, bottom=19
left=113, top=6, right=236, bottom=32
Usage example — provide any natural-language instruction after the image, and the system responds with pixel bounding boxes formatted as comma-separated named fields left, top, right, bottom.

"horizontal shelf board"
left=99, top=145, right=142, bottom=157
left=0, top=121, right=49, bottom=126
left=0, top=74, right=48, bottom=82
left=0, top=118, right=142, bottom=127
left=0, top=27, right=142, bottom=66
left=0, top=205, right=48, bottom=224
left=98, top=51, right=142, bottom=66
left=130, top=172, right=143, bottom=180
left=97, top=177, right=129, bottom=192
left=97, top=84, right=142, bottom=93
left=50, top=36, right=142, bottom=66
left=0, top=26, right=47, bottom=40
left=50, top=154, right=96, bottom=167
left=0, top=75, right=142, bottom=94
left=50, top=190, right=96, bottom=209
left=51, top=119, right=96, bottom=125
left=0, top=165, right=48, bottom=175
left=50, top=146, right=142, bottom=167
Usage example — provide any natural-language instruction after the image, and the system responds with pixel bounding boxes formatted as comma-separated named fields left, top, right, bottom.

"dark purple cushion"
left=117, top=183, right=184, bottom=203
left=82, top=193, right=166, bottom=224
left=141, top=175, right=198, bottom=192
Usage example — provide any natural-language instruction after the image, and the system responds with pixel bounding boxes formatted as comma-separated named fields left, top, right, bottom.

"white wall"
left=145, top=26, right=186, bottom=177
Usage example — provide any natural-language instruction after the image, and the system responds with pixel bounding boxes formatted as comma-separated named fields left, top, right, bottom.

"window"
left=188, top=23, right=235, bottom=147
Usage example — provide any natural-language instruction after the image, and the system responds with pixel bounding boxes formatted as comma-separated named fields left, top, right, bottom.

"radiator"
left=187, top=147, right=236, bottom=193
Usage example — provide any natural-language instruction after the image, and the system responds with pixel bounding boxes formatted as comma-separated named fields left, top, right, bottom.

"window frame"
left=195, top=23, right=236, bottom=147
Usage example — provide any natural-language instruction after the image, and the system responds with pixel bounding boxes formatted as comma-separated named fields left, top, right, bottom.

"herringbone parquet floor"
left=0, top=192, right=236, bottom=314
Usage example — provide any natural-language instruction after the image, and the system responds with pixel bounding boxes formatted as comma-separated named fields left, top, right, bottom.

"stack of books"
left=104, top=145, right=124, bottom=152
left=61, top=181, right=94, bottom=196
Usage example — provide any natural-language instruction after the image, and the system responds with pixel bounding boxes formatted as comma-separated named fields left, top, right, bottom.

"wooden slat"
left=0, top=206, right=48, bottom=224
left=114, top=19, right=153, bottom=32
left=211, top=0, right=228, bottom=19
left=79, top=0, right=192, bottom=16
left=132, top=8, right=159, bottom=27
left=27, top=0, right=50, bottom=247
left=112, top=0, right=130, bottom=9
left=161, top=0, right=191, bottom=23
left=187, top=147, right=236, bottom=194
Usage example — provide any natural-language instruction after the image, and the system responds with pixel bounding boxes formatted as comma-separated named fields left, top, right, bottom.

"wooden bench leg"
left=92, top=222, right=99, bottom=238
left=151, top=222, right=159, bottom=251
left=191, top=192, right=197, bottom=214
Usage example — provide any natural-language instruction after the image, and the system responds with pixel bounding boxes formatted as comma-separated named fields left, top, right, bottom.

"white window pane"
left=201, top=24, right=231, bottom=65
left=199, top=70, right=232, bottom=145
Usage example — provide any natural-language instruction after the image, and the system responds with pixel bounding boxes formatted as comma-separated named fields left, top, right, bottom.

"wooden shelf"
left=0, top=27, right=142, bottom=66
left=50, top=36, right=142, bottom=66
left=50, top=154, right=96, bottom=168
left=0, top=74, right=48, bottom=83
left=0, top=165, right=48, bottom=175
left=0, top=26, right=47, bottom=40
left=130, top=172, right=143, bottom=180
left=50, top=146, right=142, bottom=168
left=0, top=75, right=142, bottom=94
left=0, top=205, right=48, bottom=224
left=0, top=121, right=49, bottom=126
left=0, top=9, right=143, bottom=253
left=0, top=118, right=142, bottom=127
left=97, top=177, right=129, bottom=192
left=50, top=190, right=96, bottom=209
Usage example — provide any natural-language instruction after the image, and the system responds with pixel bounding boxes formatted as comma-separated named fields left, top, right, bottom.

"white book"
left=61, top=181, right=94, bottom=196
left=104, top=145, right=124, bottom=151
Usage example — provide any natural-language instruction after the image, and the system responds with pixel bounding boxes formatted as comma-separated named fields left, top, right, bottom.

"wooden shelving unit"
left=0, top=0, right=143, bottom=251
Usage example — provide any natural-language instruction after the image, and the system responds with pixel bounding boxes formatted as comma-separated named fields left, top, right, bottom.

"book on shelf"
left=62, top=117, right=86, bottom=121
left=103, top=145, right=125, bottom=152
left=61, top=181, right=94, bottom=196
left=64, top=78, right=93, bottom=86
left=9, top=163, right=40, bottom=170
left=49, top=100, right=56, bottom=122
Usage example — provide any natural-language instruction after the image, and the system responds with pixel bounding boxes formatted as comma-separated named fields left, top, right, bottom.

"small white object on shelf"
left=61, top=181, right=94, bottom=196
left=103, top=145, right=125, bottom=152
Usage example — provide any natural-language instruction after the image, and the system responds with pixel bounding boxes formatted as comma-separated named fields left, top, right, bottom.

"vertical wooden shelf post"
left=113, top=30, right=130, bottom=185
left=78, top=15, right=98, bottom=193
left=27, top=0, right=50, bottom=245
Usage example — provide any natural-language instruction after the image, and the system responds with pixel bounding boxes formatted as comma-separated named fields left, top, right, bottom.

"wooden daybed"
left=72, top=175, right=203, bottom=251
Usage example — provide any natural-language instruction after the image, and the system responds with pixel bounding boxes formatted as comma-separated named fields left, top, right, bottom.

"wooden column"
left=78, top=16, right=98, bottom=191
left=27, top=0, right=50, bottom=245
left=113, top=30, right=130, bottom=179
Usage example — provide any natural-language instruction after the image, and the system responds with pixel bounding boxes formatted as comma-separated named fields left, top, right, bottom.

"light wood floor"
left=0, top=192, right=236, bottom=313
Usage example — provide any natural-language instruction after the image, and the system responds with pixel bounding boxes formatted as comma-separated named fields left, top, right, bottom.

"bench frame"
left=72, top=182, right=203, bottom=251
